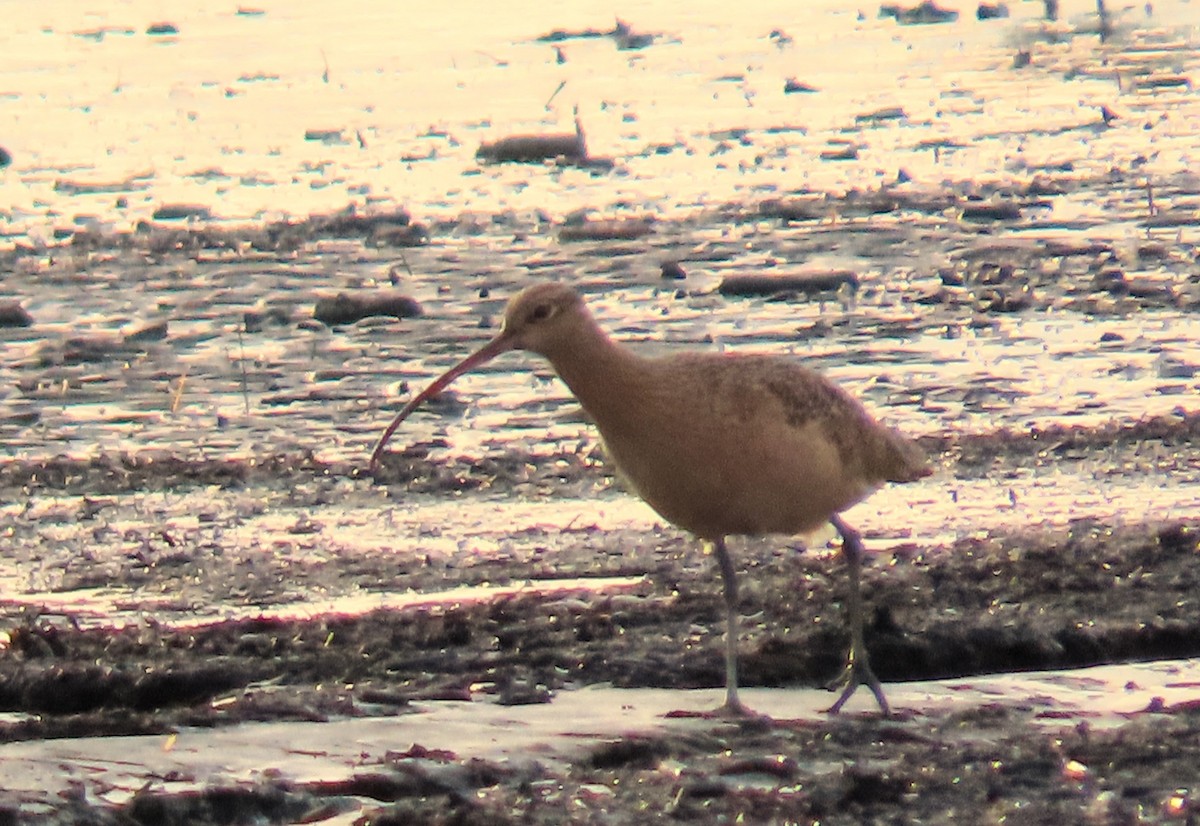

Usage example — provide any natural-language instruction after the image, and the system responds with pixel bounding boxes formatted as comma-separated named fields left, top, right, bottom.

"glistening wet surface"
left=2, top=1, right=1200, bottom=823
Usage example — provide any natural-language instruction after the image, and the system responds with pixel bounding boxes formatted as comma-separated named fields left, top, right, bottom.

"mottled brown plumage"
left=372, top=282, right=931, bottom=715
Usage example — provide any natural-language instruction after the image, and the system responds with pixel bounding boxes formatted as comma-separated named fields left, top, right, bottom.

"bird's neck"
left=542, top=320, right=649, bottom=427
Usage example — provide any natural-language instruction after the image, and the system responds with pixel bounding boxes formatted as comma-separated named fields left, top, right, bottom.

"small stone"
left=660, top=261, right=686, bottom=280
left=123, top=320, right=169, bottom=343
left=0, top=301, right=33, bottom=327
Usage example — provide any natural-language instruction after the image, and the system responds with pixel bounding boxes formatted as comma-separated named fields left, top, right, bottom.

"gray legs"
left=827, top=514, right=891, bottom=715
left=712, top=537, right=750, bottom=716
left=710, top=524, right=890, bottom=718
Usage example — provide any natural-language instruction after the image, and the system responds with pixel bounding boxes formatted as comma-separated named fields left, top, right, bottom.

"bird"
left=370, top=282, right=931, bottom=716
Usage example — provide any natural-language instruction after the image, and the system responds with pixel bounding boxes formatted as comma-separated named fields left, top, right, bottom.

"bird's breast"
left=577, top=357, right=870, bottom=540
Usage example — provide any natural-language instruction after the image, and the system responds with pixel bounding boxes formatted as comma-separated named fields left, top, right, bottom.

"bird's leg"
left=711, top=537, right=751, bottom=716
left=825, top=515, right=891, bottom=716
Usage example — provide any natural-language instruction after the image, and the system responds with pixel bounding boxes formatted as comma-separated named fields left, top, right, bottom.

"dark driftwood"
left=759, top=199, right=826, bottom=222
left=718, top=271, right=859, bottom=297
left=314, top=293, right=422, bottom=326
left=477, top=133, right=586, bottom=164
left=961, top=202, right=1022, bottom=221
left=558, top=218, right=652, bottom=242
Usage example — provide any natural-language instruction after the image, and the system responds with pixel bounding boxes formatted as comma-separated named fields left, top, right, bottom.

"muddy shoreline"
left=1, top=400, right=1198, bottom=822
left=5, top=3, right=1200, bottom=821
left=2, top=106, right=1200, bottom=826
left=1, top=501, right=1198, bottom=823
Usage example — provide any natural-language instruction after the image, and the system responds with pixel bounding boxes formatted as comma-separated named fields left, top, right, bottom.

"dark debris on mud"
left=51, top=205, right=429, bottom=259
left=3, top=517, right=1197, bottom=746
left=7, top=708, right=1199, bottom=826
left=2, top=507, right=1199, bottom=823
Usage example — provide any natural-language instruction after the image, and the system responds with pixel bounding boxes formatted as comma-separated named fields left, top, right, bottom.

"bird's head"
left=497, top=281, right=588, bottom=358
left=368, top=282, right=587, bottom=469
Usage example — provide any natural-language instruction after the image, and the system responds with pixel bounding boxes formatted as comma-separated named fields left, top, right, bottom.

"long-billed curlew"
left=371, top=282, right=931, bottom=716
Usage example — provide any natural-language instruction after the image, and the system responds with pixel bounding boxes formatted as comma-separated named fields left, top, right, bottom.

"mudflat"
left=3, top=4, right=1200, bottom=823
left=1, top=190, right=1198, bottom=821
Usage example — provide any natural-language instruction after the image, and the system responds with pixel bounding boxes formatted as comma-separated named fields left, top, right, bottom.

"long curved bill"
left=369, top=332, right=516, bottom=470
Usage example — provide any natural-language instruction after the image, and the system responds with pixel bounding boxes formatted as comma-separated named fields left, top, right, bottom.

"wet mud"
left=3, top=5, right=1200, bottom=823
left=3, top=178, right=1200, bottom=821
left=1, top=369, right=1199, bottom=825
left=2, top=169, right=1200, bottom=822
left=1, top=489, right=1198, bottom=823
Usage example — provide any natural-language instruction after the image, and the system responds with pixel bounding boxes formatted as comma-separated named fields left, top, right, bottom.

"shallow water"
left=4, top=0, right=1200, bottom=232
left=2, top=257, right=1198, bottom=464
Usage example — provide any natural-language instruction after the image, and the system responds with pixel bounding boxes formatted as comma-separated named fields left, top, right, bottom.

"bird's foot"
left=824, top=657, right=891, bottom=717
left=664, top=693, right=765, bottom=721
left=714, top=694, right=759, bottom=719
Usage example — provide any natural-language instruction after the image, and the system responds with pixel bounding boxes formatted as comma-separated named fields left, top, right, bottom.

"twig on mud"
left=546, top=80, right=567, bottom=110
left=396, top=249, right=414, bottom=279
left=237, top=330, right=250, bottom=416
left=170, top=372, right=187, bottom=414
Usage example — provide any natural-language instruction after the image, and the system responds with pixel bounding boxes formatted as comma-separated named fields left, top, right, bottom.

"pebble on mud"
left=38, top=336, right=150, bottom=366
left=152, top=203, right=212, bottom=221
left=879, top=1, right=959, bottom=24
left=961, top=201, right=1022, bottom=221
left=369, top=222, right=428, bottom=247
left=821, top=143, right=859, bottom=161
left=783, top=78, right=818, bottom=94
left=976, top=2, right=1009, bottom=19
left=759, top=198, right=827, bottom=222
left=855, top=105, right=907, bottom=123
left=123, top=320, right=170, bottom=343
left=244, top=307, right=292, bottom=333
left=660, top=261, right=687, bottom=280
left=304, top=129, right=346, bottom=144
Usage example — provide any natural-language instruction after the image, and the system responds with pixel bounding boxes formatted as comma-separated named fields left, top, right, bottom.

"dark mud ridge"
left=0, top=407, right=1194, bottom=506
left=3, top=518, right=1198, bottom=738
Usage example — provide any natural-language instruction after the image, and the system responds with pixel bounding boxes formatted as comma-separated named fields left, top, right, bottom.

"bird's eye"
left=526, top=303, right=553, bottom=324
